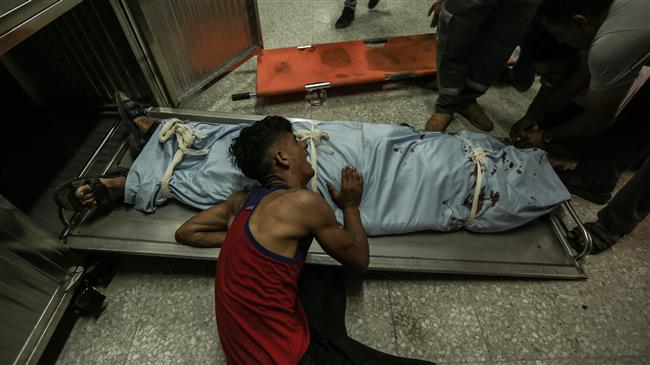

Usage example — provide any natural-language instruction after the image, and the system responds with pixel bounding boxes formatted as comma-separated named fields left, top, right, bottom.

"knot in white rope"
left=159, top=119, right=208, bottom=198
left=294, top=121, right=330, bottom=192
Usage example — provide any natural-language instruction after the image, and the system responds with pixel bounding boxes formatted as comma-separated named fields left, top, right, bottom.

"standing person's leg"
left=466, top=0, right=541, bottom=98
left=336, top=0, right=357, bottom=29
left=562, top=80, right=650, bottom=204
left=455, top=0, right=541, bottom=129
left=426, top=0, right=498, bottom=131
left=570, top=156, right=650, bottom=254
left=599, top=157, right=650, bottom=237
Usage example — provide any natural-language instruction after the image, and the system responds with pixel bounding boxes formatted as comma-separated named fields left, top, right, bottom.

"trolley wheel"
left=305, top=89, right=327, bottom=106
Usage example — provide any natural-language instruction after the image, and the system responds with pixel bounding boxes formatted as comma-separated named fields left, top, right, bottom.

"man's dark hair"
left=528, top=31, right=579, bottom=64
left=229, top=116, right=293, bottom=181
left=539, top=0, right=613, bottom=24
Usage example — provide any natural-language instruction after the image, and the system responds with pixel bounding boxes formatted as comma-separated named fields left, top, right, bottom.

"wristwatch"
left=542, top=130, right=553, bottom=145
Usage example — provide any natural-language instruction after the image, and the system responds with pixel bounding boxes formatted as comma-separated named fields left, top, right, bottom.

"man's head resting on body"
left=540, top=0, right=613, bottom=50
left=229, top=116, right=314, bottom=186
left=529, top=31, right=580, bottom=87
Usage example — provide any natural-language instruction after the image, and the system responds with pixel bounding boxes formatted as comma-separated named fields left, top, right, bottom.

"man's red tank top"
left=215, top=185, right=311, bottom=365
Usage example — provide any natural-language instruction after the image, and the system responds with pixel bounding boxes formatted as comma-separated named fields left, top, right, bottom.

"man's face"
left=281, top=132, right=314, bottom=180
left=541, top=16, right=594, bottom=50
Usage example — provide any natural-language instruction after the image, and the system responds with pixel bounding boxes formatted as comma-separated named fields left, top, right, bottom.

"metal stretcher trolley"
left=58, top=108, right=592, bottom=280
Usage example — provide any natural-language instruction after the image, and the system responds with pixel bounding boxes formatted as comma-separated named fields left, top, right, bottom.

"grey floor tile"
left=390, top=278, right=488, bottom=363
left=310, top=0, right=433, bottom=45
left=182, top=58, right=263, bottom=115
left=541, top=269, right=649, bottom=359
left=262, top=96, right=316, bottom=120
left=567, top=357, right=650, bottom=365
left=345, top=277, right=397, bottom=353
left=123, top=274, right=225, bottom=365
left=308, top=83, right=436, bottom=127
left=492, top=359, right=580, bottom=365
left=257, top=1, right=313, bottom=49
left=468, top=279, right=578, bottom=362
left=55, top=273, right=155, bottom=365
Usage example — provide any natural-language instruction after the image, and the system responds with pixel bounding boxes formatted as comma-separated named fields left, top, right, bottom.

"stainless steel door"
left=113, top=0, right=263, bottom=106
left=0, top=0, right=82, bottom=55
left=0, top=195, right=82, bottom=365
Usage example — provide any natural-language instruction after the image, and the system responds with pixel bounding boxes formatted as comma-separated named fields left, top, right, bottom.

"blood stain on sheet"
left=321, top=47, right=351, bottom=68
left=463, top=188, right=485, bottom=211
left=516, top=168, right=522, bottom=174
left=501, top=151, right=507, bottom=163
left=509, top=162, right=514, bottom=168
left=491, top=168, right=497, bottom=175
left=490, top=192, right=500, bottom=206
left=442, top=200, right=448, bottom=205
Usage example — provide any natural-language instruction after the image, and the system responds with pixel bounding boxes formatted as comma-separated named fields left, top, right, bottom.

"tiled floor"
left=52, top=1, right=648, bottom=364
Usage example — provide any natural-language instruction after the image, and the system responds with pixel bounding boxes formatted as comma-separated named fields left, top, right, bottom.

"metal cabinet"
left=0, top=195, right=82, bottom=365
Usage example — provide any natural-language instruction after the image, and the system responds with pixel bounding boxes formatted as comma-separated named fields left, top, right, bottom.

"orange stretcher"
left=232, top=33, right=438, bottom=103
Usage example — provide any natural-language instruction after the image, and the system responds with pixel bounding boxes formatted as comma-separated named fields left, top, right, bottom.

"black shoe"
left=335, top=7, right=355, bottom=29
left=556, top=168, right=612, bottom=205
left=368, top=0, right=380, bottom=9
left=568, top=221, right=619, bottom=254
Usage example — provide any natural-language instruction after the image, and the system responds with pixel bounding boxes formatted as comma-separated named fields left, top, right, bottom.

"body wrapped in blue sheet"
left=124, top=119, right=570, bottom=235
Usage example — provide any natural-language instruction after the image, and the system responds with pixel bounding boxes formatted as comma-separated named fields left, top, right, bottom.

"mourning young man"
left=175, top=117, right=433, bottom=364
left=512, top=0, right=650, bottom=204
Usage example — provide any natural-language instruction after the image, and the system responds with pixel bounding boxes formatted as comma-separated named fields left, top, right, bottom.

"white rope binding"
left=159, top=118, right=208, bottom=198
left=294, top=121, right=330, bottom=192
left=458, top=138, right=497, bottom=224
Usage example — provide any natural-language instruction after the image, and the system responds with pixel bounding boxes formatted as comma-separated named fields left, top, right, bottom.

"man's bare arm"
left=300, top=166, right=369, bottom=272
left=301, top=195, right=369, bottom=272
left=549, top=82, right=632, bottom=140
left=175, top=191, right=248, bottom=247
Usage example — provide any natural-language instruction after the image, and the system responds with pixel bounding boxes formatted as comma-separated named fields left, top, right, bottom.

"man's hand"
left=326, top=166, right=364, bottom=210
left=510, top=114, right=539, bottom=145
left=428, top=0, right=443, bottom=29
left=516, top=129, right=545, bottom=148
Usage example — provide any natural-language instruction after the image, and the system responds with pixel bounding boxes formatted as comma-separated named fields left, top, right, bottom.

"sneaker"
left=424, top=112, right=452, bottom=132
left=456, top=102, right=494, bottom=131
left=556, top=168, right=612, bottom=205
left=335, top=7, right=355, bottom=29
left=368, top=0, right=380, bottom=9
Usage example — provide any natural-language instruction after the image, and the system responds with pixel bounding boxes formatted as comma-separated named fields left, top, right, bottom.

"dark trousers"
left=541, top=80, right=650, bottom=193
left=575, top=81, right=650, bottom=191
left=435, top=0, right=541, bottom=113
left=299, top=266, right=435, bottom=365
left=598, top=156, right=650, bottom=236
